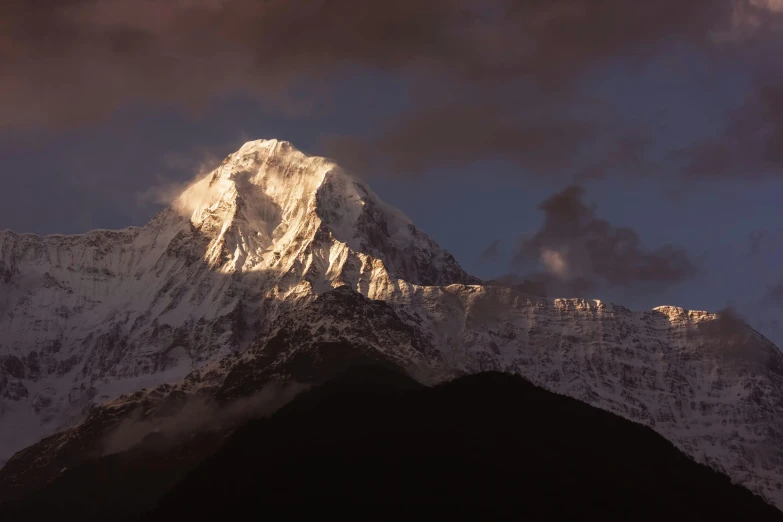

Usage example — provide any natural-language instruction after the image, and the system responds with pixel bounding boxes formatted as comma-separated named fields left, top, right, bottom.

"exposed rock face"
left=0, top=139, right=782, bottom=507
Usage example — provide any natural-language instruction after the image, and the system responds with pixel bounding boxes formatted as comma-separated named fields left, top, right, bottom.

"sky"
left=1, top=1, right=783, bottom=344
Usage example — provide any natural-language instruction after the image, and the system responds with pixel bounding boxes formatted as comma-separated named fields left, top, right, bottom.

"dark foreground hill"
left=1, top=366, right=780, bottom=521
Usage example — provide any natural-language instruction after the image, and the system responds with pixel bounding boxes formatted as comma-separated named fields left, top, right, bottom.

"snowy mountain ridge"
left=1, top=139, right=782, bottom=507
left=0, top=139, right=474, bottom=464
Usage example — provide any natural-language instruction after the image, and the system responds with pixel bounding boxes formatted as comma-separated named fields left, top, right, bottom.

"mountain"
left=0, top=139, right=474, bottom=464
left=1, top=367, right=781, bottom=521
left=1, top=139, right=782, bottom=508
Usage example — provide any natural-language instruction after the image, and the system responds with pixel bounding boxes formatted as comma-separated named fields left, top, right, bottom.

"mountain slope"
left=1, top=367, right=781, bottom=522
left=1, top=139, right=782, bottom=507
left=0, top=139, right=474, bottom=465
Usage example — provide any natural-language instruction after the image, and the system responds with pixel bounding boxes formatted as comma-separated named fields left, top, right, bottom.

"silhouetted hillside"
left=156, top=366, right=781, bottom=521
left=2, top=366, right=780, bottom=521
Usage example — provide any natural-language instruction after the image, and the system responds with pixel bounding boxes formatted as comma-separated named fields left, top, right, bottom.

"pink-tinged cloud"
left=509, top=186, right=697, bottom=296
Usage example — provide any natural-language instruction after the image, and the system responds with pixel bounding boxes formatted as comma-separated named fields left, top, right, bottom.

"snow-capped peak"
left=171, top=139, right=475, bottom=286
left=176, top=139, right=329, bottom=223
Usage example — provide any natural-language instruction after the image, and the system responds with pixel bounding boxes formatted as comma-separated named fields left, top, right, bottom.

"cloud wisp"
left=100, top=381, right=308, bottom=456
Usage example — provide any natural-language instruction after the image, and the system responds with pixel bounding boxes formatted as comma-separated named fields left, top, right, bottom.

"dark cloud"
left=322, top=100, right=655, bottom=179
left=685, top=82, right=783, bottom=177
left=761, top=281, right=783, bottom=306
left=322, top=103, right=592, bottom=177
left=509, top=186, right=697, bottom=296
left=747, top=227, right=783, bottom=256
left=486, top=273, right=549, bottom=298
left=478, top=239, right=502, bottom=264
left=1, top=0, right=782, bottom=185
left=687, top=306, right=745, bottom=342
left=0, top=1, right=771, bottom=126
left=2, top=0, right=475, bottom=128
left=315, top=0, right=782, bottom=180
left=678, top=1, right=783, bottom=177
left=694, top=307, right=749, bottom=341
left=686, top=307, right=775, bottom=366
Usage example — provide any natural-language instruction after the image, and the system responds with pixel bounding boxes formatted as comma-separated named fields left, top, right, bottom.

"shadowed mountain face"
left=0, top=366, right=779, bottom=522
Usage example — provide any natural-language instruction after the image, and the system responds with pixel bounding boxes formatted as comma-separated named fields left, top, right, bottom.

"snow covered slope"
left=1, top=140, right=782, bottom=506
left=0, top=139, right=474, bottom=465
